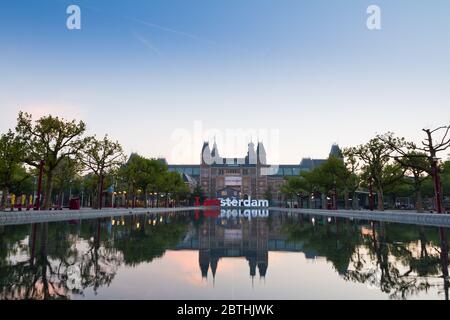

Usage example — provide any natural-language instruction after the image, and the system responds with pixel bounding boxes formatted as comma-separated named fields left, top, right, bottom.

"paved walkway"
left=1, top=206, right=450, bottom=228
left=270, top=207, right=450, bottom=228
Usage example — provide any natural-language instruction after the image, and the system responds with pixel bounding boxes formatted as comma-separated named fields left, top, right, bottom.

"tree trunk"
left=1, top=187, right=8, bottom=210
left=321, top=193, right=327, bottom=209
left=59, top=192, right=64, bottom=209
left=377, top=188, right=384, bottom=211
left=352, top=192, right=358, bottom=210
left=415, top=188, right=424, bottom=213
left=144, top=190, right=148, bottom=208
left=42, top=172, right=53, bottom=210
left=344, top=190, right=349, bottom=210
left=97, top=175, right=104, bottom=210
left=297, top=195, right=302, bottom=208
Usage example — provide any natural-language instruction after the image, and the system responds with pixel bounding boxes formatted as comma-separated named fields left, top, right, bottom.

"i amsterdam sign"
left=195, top=196, right=269, bottom=220
left=197, top=196, right=269, bottom=208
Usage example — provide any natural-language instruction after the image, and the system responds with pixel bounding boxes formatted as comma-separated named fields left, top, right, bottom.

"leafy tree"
left=263, top=186, right=273, bottom=205
left=136, top=158, right=167, bottom=207
left=52, top=156, right=82, bottom=208
left=9, top=165, right=34, bottom=197
left=394, top=152, right=430, bottom=212
left=0, top=130, right=27, bottom=209
left=280, top=180, right=296, bottom=207
left=314, top=156, right=349, bottom=209
left=342, top=149, right=362, bottom=209
left=298, top=170, right=321, bottom=208
left=346, top=134, right=404, bottom=210
left=81, top=135, right=125, bottom=209
left=191, top=185, right=206, bottom=205
left=15, top=112, right=88, bottom=209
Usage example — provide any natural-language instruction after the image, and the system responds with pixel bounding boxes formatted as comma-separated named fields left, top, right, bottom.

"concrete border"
left=269, top=207, right=450, bottom=228
left=0, top=207, right=199, bottom=226
left=2, top=206, right=450, bottom=228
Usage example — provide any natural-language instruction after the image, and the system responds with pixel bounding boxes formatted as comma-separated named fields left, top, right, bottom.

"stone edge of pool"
left=1, top=206, right=450, bottom=227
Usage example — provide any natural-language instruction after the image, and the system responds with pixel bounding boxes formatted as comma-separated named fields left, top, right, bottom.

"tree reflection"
left=0, top=220, right=123, bottom=299
left=283, top=214, right=450, bottom=300
left=111, top=214, right=189, bottom=266
left=1, top=212, right=450, bottom=299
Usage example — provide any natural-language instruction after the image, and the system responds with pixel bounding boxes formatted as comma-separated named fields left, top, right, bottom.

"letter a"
left=366, top=5, right=381, bottom=30
left=66, top=5, right=81, bottom=30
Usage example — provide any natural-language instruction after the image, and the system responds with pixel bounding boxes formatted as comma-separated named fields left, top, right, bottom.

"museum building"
left=168, top=141, right=343, bottom=203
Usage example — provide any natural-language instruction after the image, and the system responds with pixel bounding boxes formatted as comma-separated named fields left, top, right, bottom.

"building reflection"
left=198, top=213, right=269, bottom=282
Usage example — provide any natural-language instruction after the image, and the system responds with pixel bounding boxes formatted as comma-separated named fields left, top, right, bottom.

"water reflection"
left=0, top=210, right=449, bottom=300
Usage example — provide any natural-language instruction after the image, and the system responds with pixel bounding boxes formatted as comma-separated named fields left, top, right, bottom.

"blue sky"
left=1, top=0, right=449, bottom=163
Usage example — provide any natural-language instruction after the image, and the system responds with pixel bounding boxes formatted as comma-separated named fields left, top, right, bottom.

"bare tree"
left=382, top=125, right=450, bottom=214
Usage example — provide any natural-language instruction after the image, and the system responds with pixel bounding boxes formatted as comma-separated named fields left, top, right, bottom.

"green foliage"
left=191, top=185, right=206, bottom=204
left=117, top=154, right=189, bottom=207
left=82, top=135, right=125, bottom=176
left=0, top=130, right=27, bottom=208
left=15, top=112, right=88, bottom=209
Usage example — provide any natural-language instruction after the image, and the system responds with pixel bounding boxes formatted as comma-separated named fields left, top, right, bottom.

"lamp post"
left=333, top=179, right=337, bottom=210
left=368, top=176, right=374, bottom=211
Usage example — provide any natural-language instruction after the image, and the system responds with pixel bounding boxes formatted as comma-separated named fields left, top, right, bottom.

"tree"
left=280, top=181, right=296, bottom=207
left=117, top=155, right=170, bottom=208
left=136, top=158, right=167, bottom=208
left=314, top=156, right=349, bottom=209
left=381, top=126, right=450, bottom=213
left=15, top=112, right=87, bottom=209
left=395, top=152, right=430, bottom=212
left=52, top=156, right=82, bottom=209
left=298, top=170, right=321, bottom=208
left=81, top=135, right=125, bottom=209
left=168, top=172, right=190, bottom=207
left=346, top=134, right=403, bottom=211
left=159, top=171, right=187, bottom=207
left=342, top=150, right=362, bottom=210
left=263, top=186, right=273, bottom=205
left=0, top=130, right=26, bottom=210
left=191, top=185, right=206, bottom=205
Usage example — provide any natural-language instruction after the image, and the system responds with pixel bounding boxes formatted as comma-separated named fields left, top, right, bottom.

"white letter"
left=66, top=5, right=81, bottom=30
left=367, top=5, right=381, bottom=30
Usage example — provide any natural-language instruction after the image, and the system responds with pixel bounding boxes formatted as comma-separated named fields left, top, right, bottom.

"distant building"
left=168, top=142, right=343, bottom=203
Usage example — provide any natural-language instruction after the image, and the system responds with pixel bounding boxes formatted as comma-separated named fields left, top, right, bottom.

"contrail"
left=133, top=32, right=163, bottom=57
left=130, top=17, right=202, bottom=41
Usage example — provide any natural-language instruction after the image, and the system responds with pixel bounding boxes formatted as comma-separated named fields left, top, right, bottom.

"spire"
left=199, top=249, right=210, bottom=279
left=247, top=141, right=256, bottom=165
left=258, top=262, right=268, bottom=278
left=256, top=142, right=267, bottom=165
left=329, top=143, right=343, bottom=159
left=210, top=256, right=218, bottom=287
left=211, top=137, right=219, bottom=158
left=201, top=142, right=211, bottom=165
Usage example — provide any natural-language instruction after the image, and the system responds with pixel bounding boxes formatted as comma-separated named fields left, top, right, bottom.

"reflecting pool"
left=0, top=210, right=449, bottom=300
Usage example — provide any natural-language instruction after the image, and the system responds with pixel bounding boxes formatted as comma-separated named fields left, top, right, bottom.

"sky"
left=1, top=0, right=450, bottom=164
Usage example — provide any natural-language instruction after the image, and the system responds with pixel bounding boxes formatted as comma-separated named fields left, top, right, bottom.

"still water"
left=0, top=210, right=449, bottom=300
